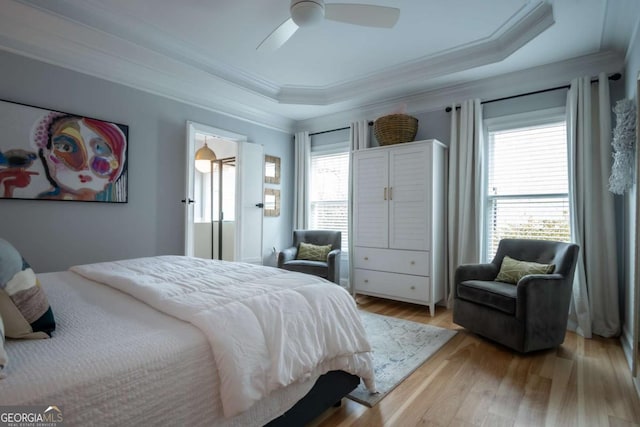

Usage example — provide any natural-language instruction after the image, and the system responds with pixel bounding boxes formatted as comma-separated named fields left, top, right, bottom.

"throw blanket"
left=71, top=256, right=375, bottom=417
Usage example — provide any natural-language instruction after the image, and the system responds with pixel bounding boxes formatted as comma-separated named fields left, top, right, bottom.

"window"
left=309, top=148, right=349, bottom=250
left=484, top=109, right=570, bottom=260
left=194, top=162, right=235, bottom=223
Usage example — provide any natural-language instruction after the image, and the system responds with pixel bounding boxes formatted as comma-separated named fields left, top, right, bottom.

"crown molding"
left=295, top=50, right=625, bottom=134
left=0, top=0, right=295, bottom=133
left=600, top=0, right=640, bottom=60
left=14, top=0, right=283, bottom=100
left=278, top=2, right=554, bottom=105
left=11, top=0, right=554, bottom=107
left=0, top=0, right=626, bottom=136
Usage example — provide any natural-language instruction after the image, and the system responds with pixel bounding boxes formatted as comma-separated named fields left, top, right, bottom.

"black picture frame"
left=0, top=98, right=129, bottom=203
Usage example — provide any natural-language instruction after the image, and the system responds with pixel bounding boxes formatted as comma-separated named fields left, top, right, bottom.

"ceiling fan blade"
left=325, top=4, right=400, bottom=28
left=257, top=18, right=299, bottom=51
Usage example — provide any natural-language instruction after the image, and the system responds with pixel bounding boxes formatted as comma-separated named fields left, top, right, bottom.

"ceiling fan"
left=257, top=0, right=400, bottom=51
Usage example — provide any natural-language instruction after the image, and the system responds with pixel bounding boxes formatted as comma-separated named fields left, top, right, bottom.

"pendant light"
left=195, top=137, right=217, bottom=173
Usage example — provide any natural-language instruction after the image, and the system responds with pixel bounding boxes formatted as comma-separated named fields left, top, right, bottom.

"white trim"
left=482, top=108, right=569, bottom=261
left=0, top=1, right=627, bottom=133
left=9, top=0, right=553, bottom=107
left=310, top=141, right=350, bottom=155
left=185, top=121, right=249, bottom=259
left=279, top=2, right=554, bottom=105
left=622, top=324, right=635, bottom=370
left=187, top=121, right=248, bottom=143
left=296, top=51, right=622, bottom=134
left=483, top=106, right=566, bottom=131
left=630, top=72, right=640, bottom=383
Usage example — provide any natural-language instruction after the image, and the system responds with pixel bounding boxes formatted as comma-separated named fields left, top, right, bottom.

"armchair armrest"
left=454, top=263, right=498, bottom=298
left=327, top=249, right=341, bottom=284
left=455, top=263, right=498, bottom=284
left=277, top=246, right=297, bottom=267
left=327, top=248, right=341, bottom=266
left=515, top=274, right=570, bottom=320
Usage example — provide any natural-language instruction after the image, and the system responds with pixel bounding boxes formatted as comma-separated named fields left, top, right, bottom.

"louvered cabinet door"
left=388, top=143, right=431, bottom=251
left=353, top=149, right=389, bottom=248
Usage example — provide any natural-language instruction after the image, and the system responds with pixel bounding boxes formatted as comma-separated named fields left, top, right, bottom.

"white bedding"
left=0, top=269, right=365, bottom=426
left=70, top=256, right=375, bottom=418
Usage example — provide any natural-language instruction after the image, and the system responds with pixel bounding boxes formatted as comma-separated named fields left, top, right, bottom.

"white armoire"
left=352, top=139, right=446, bottom=316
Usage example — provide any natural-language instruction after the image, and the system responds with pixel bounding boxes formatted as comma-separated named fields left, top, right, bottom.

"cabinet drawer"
left=354, top=247, right=429, bottom=276
left=354, top=269, right=430, bottom=303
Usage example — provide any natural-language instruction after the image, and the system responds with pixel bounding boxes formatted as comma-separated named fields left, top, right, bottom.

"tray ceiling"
left=0, top=0, right=637, bottom=131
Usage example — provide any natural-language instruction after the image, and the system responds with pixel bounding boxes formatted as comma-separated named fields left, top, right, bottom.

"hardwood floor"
left=312, top=296, right=640, bottom=427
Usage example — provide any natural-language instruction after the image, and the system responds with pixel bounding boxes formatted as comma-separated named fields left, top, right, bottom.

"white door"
left=184, top=122, right=197, bottom=256
left=235, top=141, right=264, bottom=263
left=184, top=122, right=263, bottom=262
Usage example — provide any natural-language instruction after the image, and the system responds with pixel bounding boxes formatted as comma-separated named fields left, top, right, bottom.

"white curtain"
left=446, top=99, right=484, bottom=307
left=347, top=120, right=371, bottom=294
left=293, top=131, right=310, bottom=230
left=350, top=120, right=370, bottom=151
left=567, top=73, right=620, bottom=338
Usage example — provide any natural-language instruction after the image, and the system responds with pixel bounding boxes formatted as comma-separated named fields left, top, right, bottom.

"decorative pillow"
left=495, top=255, right=555, bottom=284
left=296, top=242, right=332, bottom=262
left=0, top=314, right=7, bottom=379
left=0, top=239, right=55, bottom=339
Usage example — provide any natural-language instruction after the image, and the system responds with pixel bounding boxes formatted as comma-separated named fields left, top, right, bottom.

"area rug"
left=347, top=311, right=457, bottom=407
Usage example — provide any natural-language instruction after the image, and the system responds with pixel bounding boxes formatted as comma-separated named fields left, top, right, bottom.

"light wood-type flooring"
left=312, top=295, right=640, bottom=427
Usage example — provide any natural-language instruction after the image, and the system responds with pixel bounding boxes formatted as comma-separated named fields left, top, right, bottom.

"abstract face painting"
left=34, top=114, right=127, bottom=201
left=0, top=99, right=128, bottom=203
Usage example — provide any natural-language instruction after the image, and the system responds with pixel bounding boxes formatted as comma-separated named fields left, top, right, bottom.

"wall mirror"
left=265, top=155, right=281, bottom=184
left=264, top=188, right=280, bottom=217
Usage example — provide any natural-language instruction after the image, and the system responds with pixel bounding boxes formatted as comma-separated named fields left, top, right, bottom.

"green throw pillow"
left=296, top=242, right=332, bottom=262
left=495, top=255, right=555, bottom=284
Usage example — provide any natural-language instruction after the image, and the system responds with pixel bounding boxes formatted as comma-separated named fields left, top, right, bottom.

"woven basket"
left=374, top=114, right=418, bottom=145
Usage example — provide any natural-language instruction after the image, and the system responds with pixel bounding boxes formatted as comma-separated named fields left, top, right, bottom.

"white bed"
left=0, top=257, right=374, bottom=426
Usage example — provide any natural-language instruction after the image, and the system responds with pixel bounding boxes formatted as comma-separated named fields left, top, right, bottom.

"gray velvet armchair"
left=277, top=230, right=342, bottom=284
left=453, top=239, right=580, bottom=353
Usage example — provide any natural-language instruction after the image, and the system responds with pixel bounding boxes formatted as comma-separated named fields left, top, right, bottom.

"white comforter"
left=70, top=256, right=375, bottom=418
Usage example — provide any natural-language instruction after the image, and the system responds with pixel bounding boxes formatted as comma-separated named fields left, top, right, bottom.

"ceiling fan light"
left=291, top=0, right=324, bottom=27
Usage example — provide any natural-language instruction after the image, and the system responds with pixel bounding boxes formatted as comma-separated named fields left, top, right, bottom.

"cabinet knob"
left=410, top=260, right=415, bottom=265
left=364, top=256, right=369, bottom=261
left=364, top=279, right=369, bottom=283
left=410, top=285, right=416, bottom=290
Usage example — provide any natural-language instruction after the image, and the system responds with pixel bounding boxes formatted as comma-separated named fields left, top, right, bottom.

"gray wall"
left=413, top=109, right=450, bottom=145
left=410, top=86, right=568, bottom=148
left=0, top=51, right=293, bottom=272
left=263, top=133, right=294, bottom=266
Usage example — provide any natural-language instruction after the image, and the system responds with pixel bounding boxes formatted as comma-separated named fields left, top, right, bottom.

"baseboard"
left=621, top=326, right=634, bottom=371
left=620, top=324, right=640, bottom=400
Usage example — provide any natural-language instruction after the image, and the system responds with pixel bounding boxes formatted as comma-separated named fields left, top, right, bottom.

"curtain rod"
left=309, top=121, right=374, bottom=137
left=445, top=72, right=622, bottom=113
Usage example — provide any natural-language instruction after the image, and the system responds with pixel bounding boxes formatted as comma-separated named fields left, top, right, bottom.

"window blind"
left=486, top=121, right=569, bottom=259
left=310, top=151, right=349, bottom=249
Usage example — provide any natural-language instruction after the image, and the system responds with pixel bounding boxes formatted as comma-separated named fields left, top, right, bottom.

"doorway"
left=184, top=121, right=264, bottom=263
left=193, top=134, right=237, bottom=260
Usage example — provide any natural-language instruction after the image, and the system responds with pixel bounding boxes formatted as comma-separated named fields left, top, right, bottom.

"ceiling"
left=0, top=0, right=638, bottom=132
